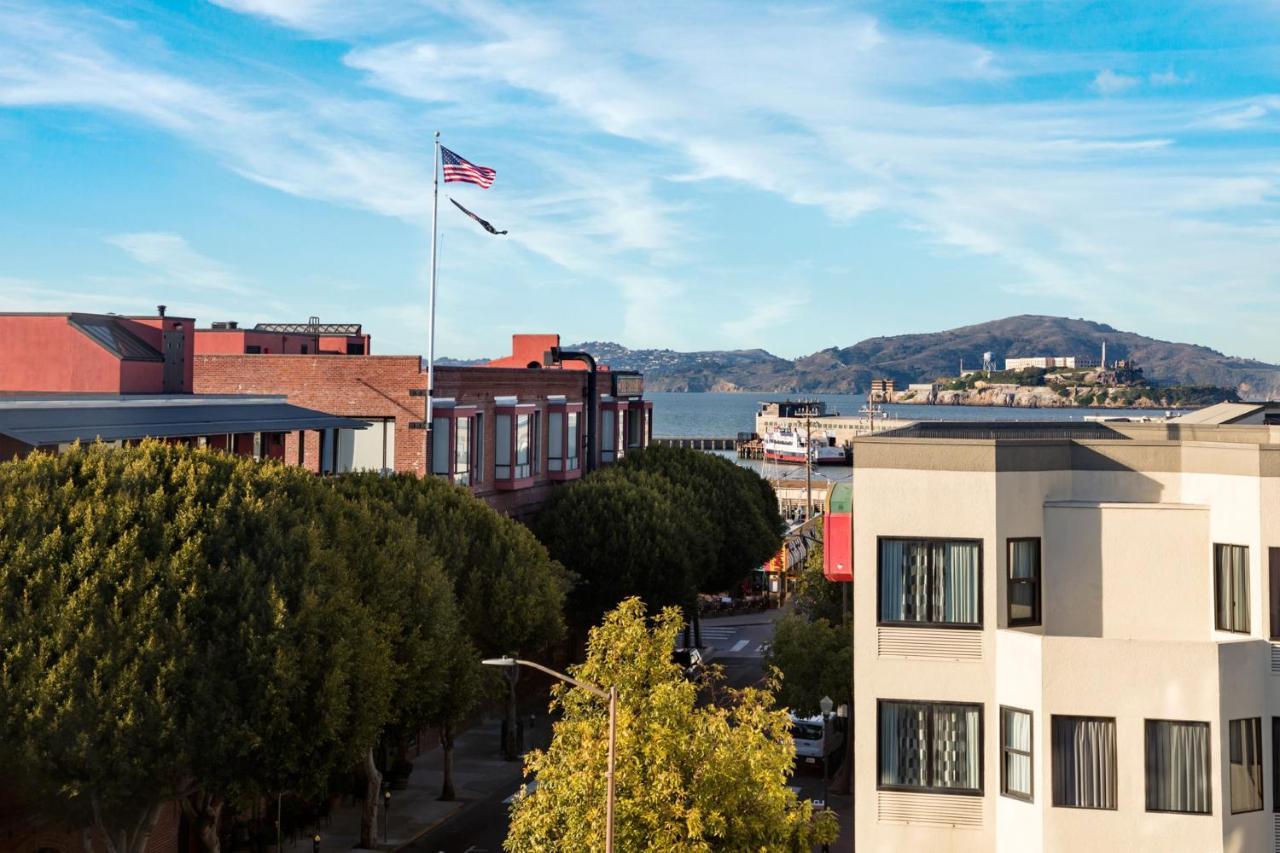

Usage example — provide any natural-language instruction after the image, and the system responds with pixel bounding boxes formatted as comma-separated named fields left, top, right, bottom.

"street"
left=407, top=608, right=851, bottom=852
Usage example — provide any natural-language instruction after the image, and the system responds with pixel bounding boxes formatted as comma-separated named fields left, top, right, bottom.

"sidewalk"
left=288, top=715, right=539, bottom=853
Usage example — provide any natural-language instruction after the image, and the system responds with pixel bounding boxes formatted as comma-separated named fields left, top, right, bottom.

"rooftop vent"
left=209, top=321, right=239, bottom=331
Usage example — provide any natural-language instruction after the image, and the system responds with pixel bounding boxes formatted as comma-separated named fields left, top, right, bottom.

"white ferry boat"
left=762, top=428, right=847, bottom=465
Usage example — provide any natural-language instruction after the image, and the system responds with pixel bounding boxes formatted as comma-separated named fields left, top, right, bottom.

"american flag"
left=441, top=146, right=496, bottom=188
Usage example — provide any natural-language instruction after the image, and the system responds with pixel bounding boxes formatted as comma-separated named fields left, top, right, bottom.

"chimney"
left=157, top=304, right=166, bottom=318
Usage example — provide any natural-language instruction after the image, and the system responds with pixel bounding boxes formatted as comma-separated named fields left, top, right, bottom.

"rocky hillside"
left=569, top=316, right=1280, bottom=397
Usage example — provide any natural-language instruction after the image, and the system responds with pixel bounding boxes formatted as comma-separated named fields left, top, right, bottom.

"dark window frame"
left=876, top=536, right=985, bottom=630
left=1007, top=537, right=1042, bottom=627
left=876, top=698, right=985, bottom=797
left=1268, top=548, right=1280, bottom=641
left=1143, top=718, right=1212, bottom=816
left=1051, top=714, right=1118, bottom=811
left=1271, top=717, right=1280, bottom=813
left=1214, top=543, right=1250, bottom=634
left=1000, top=705, right=1034, bottom=802
left=1229, top=716, right=1264, bottom=815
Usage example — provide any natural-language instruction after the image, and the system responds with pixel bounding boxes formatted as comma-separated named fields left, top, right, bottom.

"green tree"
left=505, top=598, right=838, bottom=852
left=0, top=442, right=391, bottom=853
left=765, top=616, right=851, bottom=719
left=331, top=472, right=568, bottom=766
left=792, top=519, right=844, bottom=625
left=533, top=468, right=710, bottom=630
left=617, top=446, right=782, bottom=593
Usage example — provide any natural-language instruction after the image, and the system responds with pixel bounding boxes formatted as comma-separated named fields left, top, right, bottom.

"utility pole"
left=804, top=409, right=813, bottom=527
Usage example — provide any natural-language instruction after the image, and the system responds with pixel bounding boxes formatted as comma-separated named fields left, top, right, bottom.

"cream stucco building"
left=851, top=413, right=1280, bottom=852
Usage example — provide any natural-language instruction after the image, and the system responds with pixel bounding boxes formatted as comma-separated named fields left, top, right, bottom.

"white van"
left=791, top=712, right=844, bottom=770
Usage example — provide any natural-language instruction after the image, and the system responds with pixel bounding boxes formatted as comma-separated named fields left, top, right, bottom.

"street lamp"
left=382, top=789, right=390, bottom=843
left=819, top=695, right=834, bottom=809
left=483, top=656, right=618, bottom=853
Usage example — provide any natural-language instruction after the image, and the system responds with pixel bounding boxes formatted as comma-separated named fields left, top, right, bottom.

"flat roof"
left=872, top=421, right=1127, bottom=441
left=0, top=394, right=367, bottom=445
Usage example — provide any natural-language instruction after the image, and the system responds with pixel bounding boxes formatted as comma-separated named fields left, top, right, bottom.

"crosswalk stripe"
left=730, top=639, right=749, bottom=652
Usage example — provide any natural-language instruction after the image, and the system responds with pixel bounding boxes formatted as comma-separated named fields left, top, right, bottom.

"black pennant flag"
left=449, top=197, right=507, bottom=235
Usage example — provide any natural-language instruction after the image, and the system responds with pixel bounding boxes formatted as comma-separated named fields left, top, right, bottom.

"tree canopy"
left=765, top=615, right=851, bottom=719
left=791, top=519, right=844, bottom=625
left=0, top=442, right=402, bottom=853
left=533, top=468, right=712, bottom=628
left=505, top=598, right=838, bottom=852
left=615, top=446, right=782, bottom=594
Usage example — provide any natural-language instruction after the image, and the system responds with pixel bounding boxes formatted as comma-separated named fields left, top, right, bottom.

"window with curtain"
left=1007, top=538, right=1041, bottom=626
left=878, top=700, right=982, bottom=794
left=1145, top=720, right=1210, bottom=814
left=1214, top=543, right=1249, bottom=633
left=879, top=539, right=981, bottom=627
left=1229, top=717, right=1264, bottom=813
left=1001, top=707, right=1033, bottom=801
left=1272, top=718, right=1280, bottom=813
left=1052, top=716, right=1117, bottom=809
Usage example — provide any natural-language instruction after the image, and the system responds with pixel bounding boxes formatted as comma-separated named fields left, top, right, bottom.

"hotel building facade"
left=852, top=415, right=1280, bottom=852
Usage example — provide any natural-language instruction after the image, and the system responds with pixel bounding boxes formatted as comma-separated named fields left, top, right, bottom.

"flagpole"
left=425, top=130, right=440, bottom=476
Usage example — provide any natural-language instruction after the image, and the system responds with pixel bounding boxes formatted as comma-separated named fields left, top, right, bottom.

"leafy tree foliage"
left=0, top=443, right=394, bottom=853
left=329, top=472, right=567, bottom=767
left=792, top=519, right=845, bottom=625
left=616, top=446, right=782, bottom=594
left=765, top=615, right=851, bottom=719
left=533, top=468, right=712, bottom=628
left=505, top=598, right=838, bottom=852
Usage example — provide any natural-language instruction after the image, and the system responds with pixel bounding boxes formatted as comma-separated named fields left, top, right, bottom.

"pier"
left=652, top=434, right=762, bottom=457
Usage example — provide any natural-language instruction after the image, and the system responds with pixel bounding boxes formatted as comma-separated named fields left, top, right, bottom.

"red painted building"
left=194, top=332, right=651, bottom=518
left=194, top=320, right=370, bottom=356
left=0, top=309, right=367, bottom=461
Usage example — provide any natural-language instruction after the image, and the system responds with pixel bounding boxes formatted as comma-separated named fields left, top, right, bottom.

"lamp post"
left=382, top=789, right=390, bottom=844
left=819, top=695, right=834, bottom=809
left=483, top=656, right=617, bottom=853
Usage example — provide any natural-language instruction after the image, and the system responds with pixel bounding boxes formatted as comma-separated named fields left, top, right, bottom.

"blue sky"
left=2, top=1, right=1279, bottom=360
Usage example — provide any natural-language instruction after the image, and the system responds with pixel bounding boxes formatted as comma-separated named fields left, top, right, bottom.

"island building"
left=193, top=329, right=650, bottom=519
left=0, top=309, right=366, bottom=460
left=848, top=413, right=1280, bottom=852
left=870, top=378, right=896, bottom=402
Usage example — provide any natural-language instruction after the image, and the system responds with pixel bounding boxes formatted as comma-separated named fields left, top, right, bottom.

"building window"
left=878, top=700, right=982, bottom=795
left=1001, top=707, right=1033, bottom=801
left=244, top=344, right=261, bottom=354
left=878, top=539, right=981, bottom=628
left=1145, top=720, right=1211, bottom=814
left=431, top=416, right=450, bottom=476
left=1229, top=717, right=1264, bottom=814
left=1214, top=543, right=1249, bottom=633
left=531, top=410, right=541, bottom=475
left=567, top=410, right=579, bottom=470
left=1051, top=716, right=1117, bottom=810
left=1007, top=538, right=1041, bottom=626
left=1269, top=548, right=1280, bottom=640
left=473, top=413, right=484, bottom=484
left=548, top=410, right=564, bottom=472
left=454, top=415, right=471, bottom=486
left=1272, top=718, right=1280, bottom=813
left=600, top=408, right=616, bottom=463
left=516, top=413, right=532, bottom=478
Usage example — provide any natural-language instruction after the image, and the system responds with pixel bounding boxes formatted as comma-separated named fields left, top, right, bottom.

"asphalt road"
left=407, top=610, right=847, bottom=852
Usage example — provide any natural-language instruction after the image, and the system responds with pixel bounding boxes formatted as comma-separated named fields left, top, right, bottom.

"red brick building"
left=193, top=320, right=370, bottom=356
left=0, top=310, right=366, bottom=461
left=194, top=332, right=651, bottom=518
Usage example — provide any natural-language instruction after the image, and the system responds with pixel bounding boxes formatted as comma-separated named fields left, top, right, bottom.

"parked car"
left=791, top=712, right=845, bottom=771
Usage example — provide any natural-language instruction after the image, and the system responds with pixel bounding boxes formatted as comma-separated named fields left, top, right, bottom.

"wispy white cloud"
left=5, top=0, right=1280, bottom=358
left=1092, top=69, right=1141, bottom=96
left=105, top=232, right=249, bottom=295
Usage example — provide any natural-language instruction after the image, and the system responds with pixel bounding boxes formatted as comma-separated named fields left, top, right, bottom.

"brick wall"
left=194, top=354, right=428, bottom=476
left=194, top=355, right=648, bottom=521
